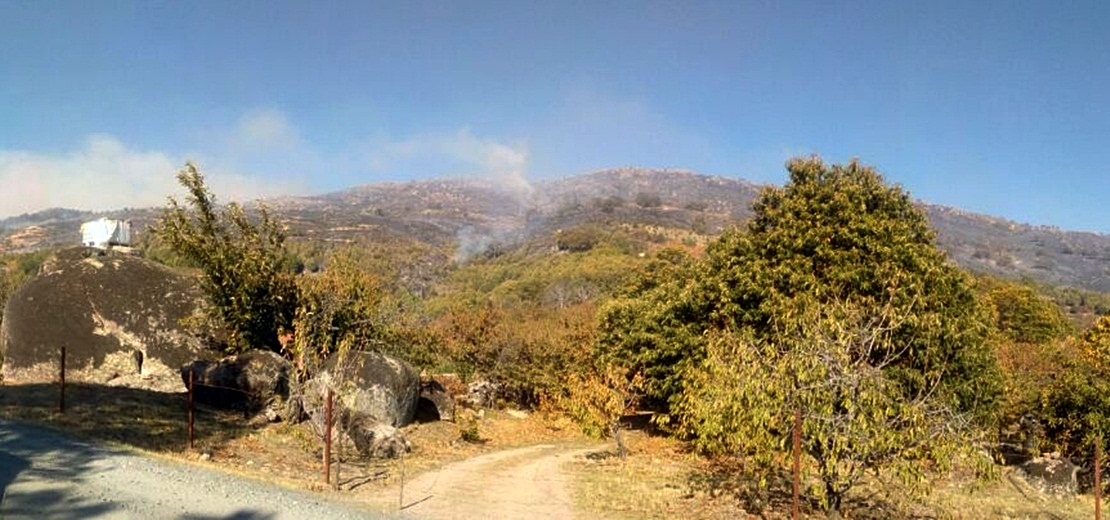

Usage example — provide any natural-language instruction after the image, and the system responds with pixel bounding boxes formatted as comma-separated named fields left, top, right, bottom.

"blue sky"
left=2, top=1, right=1108, bottom=233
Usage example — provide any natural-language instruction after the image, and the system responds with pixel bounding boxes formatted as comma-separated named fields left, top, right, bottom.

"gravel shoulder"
left=0, top=418, right=382, bottom=519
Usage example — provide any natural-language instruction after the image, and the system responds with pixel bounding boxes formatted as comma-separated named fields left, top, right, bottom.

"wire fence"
left=46, top=348, right=1110, bottom=517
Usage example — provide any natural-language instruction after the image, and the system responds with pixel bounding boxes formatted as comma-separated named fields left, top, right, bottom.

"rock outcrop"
left=181, top=349, right=292, bottom=418
left=1, top=247, right=211, bottom=392
left=417, top=379, right=456, bottom=422
left=1017, top=453, right=1079, bottom=497
left=304, top=351, right=420, bottom=458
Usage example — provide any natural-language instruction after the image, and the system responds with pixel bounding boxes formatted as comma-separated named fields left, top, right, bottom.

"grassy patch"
left=570, top=431, right=746, bottom=519
left=0, top=382, right=248, bottom=453
left=570, top=429, right=1104, bottom=519
left=7, top=382, right=1090, bottom=519
left=922, top=469, right=1095, bottom=519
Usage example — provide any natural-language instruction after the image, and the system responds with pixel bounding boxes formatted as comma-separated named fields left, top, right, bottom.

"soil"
left=381, top=444, right=603, bottom=519
left=0, top=381, right=597, bottom=517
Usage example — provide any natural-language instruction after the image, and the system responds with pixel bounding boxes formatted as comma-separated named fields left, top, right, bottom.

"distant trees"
left=152, top=163, right=298, bottom=353
left=289, top=248, right=385, bottom=374
left=634, top=191, right=662, bottom=208
left=0, top=249, right=53, bottom=340
left=598, top=157, right=1001, bottom=515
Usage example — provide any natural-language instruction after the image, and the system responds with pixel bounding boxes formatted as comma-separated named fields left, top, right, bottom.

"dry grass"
left=570, top=430, right=749, bottom=519
left=0, top=381, right=589, bottom=504
left=922, top=469, right=1095, bottom=519
left=569, top=428, right=1104, bottom=520
left=0, top=382, right=248, bottom=452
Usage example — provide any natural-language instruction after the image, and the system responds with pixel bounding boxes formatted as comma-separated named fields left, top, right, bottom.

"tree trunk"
left=826, top=482, right=843, bottom=520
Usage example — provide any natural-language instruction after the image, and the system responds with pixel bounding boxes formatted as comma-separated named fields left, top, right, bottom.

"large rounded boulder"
left=181, top=349, right=292, bottom=418
left=0, top=247, right=210, bottom=391
left=304, top=351, right=420, bottom=458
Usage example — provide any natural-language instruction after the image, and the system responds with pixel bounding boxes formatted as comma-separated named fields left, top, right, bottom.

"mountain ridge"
left=2, top=168, right=1108, bottom=292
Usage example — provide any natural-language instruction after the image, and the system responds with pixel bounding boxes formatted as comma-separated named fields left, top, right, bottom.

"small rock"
left=198, top=451, right=212, bottom=461
left=507, top=409, right=528, bottom=419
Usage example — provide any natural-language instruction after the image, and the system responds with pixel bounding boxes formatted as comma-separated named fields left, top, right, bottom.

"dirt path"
left=388, top=444, right=603, bottom=520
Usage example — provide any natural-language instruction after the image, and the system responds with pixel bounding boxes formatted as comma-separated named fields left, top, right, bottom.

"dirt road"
left=389, top=444, right=602, bottom=520
left=0, top=419, right=381, bottom=519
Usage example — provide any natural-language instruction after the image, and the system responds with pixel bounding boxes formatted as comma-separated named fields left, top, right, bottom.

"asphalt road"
left=0, top=418, right=381, bottom=519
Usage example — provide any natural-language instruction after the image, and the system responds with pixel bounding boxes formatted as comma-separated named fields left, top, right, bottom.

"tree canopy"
left=601, top=156, right=1001, bottom=417
left=597, top=157, right=1003, bottom=515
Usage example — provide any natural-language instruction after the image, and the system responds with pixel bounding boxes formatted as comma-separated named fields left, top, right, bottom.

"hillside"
left=2, top=168, right=1109, bottom=292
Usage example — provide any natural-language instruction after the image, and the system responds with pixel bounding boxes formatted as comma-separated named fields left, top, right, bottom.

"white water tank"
left=80, top=218, right=132, bottom=248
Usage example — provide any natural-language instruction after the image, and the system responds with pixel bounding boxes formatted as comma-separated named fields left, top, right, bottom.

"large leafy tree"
left=676, top=296, right=993, bottom=516
left=153, top=163, right=298, bottom=353
left=601, top=157, right=1001, bottom=417
left=598, top=157, right=1003, bottom=515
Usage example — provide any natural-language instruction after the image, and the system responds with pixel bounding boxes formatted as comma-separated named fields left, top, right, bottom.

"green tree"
left=978, top=276, right=1074, bottom=426
left=1039, top=315, right=1110, bottom=460
left=152, top=162, right=297, bottom=353
left=980, top=276, right=1072, bottom=345
left=598, top=157, right=1002, bottom=515
left=676, top=296, right=993, bottom=517
left=601, top=157, right=1001, bottom=418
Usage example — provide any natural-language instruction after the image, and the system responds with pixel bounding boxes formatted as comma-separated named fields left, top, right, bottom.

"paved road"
left=0, top=419, right=380, bottom=519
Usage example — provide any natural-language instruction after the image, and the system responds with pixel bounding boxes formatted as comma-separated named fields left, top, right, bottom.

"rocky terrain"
left=0, top=247, right=210, bottom=391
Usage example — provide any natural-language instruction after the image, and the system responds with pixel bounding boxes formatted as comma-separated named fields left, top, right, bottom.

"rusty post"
left=1097, top=435, right=1103, bottom=520
left=793, top=407, right=801, bottom=520
left=58, top=347, right=66, bottom=414
left=399, top=444, right=406, bottom=511
left=188, top=370, right=195, bottom=449
left=324, top=388, right=333, bottom=485
left=336, top=422, right=342, bottom=491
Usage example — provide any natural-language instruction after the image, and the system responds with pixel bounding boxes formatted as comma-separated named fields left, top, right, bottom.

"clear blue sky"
left=2, top=1, right=1108, bottom=232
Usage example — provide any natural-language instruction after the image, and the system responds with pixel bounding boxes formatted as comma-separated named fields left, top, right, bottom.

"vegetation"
left=10, top=157, right=1110, bottom=516
left=599, top=157, right=1002, bottom=516
left=1036, top=314, right=1110, bottom=461
left=289, top=248, right=386, bottom=374
left=0, top=248, right=54, bottom=370
left=152, top=163, right=298, bottom=353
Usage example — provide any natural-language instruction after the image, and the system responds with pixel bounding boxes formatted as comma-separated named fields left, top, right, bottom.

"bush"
left=1041, top=315, right=1110, bottom=460
left=634, top=191, right=662, bottom=208
left=152, top=163, right=298, bottom=353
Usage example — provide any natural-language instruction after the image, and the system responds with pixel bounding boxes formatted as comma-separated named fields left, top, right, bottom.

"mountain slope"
left=2, top=169, right=1108, bottom=292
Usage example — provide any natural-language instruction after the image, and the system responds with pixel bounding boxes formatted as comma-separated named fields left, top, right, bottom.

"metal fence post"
left=324, top=388, right=333, bottom=485
left=188, top=370, right=195, bottom=449
left=336, top=423, right=342, bottom=491
left=58, top=347, right=66, bottom=414
left=1097, top=435, right=1103, bottom=520
left=793, top=407, right=801, bottom=520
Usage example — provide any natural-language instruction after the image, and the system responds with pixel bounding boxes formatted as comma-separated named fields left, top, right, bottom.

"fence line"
left=188, top=370, right=195, bottom=449
left=58, top=346, right=66, bottom=414
left=1098, top=436, right=1103, bottom=520
left=324, top=388, right=333, bottom=485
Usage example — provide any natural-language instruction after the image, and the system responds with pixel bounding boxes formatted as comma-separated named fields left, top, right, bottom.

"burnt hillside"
left=2, top=168, right=1109, bottom=293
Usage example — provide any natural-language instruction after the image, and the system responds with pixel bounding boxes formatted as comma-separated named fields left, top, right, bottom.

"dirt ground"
left=1, top=381, right=1096, bottom=519
left=374, top=444, right=602, bottom=519
left=0, top=382, right=623, bottom=517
